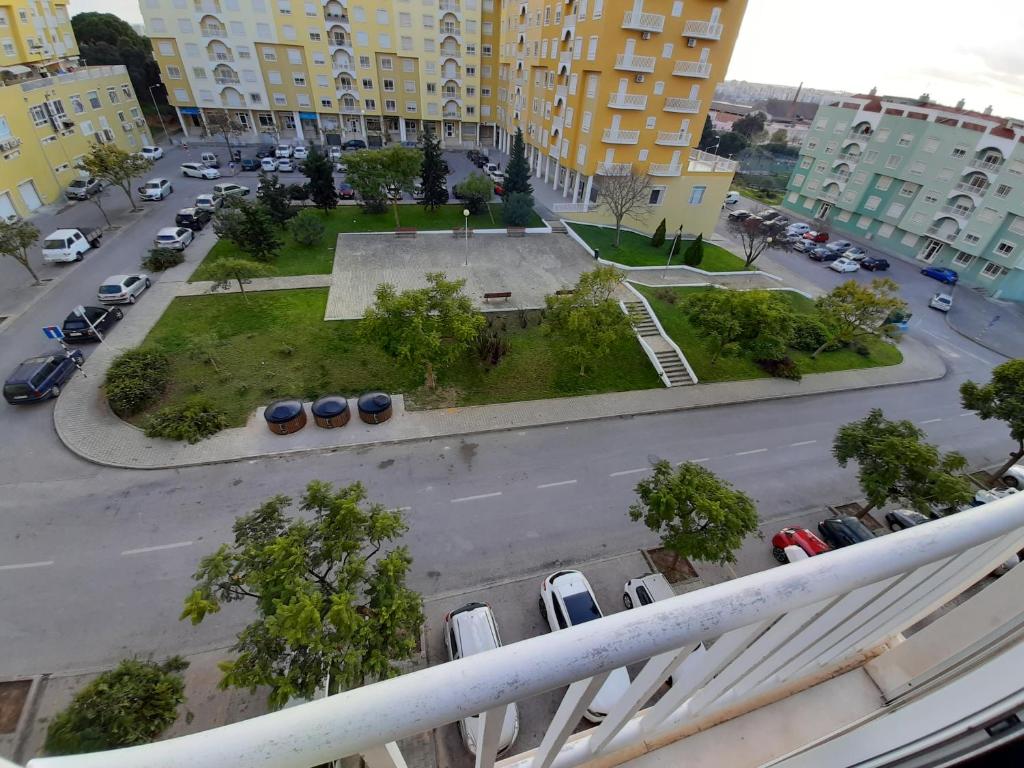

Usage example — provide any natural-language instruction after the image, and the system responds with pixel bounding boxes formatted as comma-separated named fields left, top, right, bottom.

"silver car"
left=153, top=226, right=194, bottom=251
left=65, top=177, right=103, bottom=200
left=97, top=273, right=151, bottom=304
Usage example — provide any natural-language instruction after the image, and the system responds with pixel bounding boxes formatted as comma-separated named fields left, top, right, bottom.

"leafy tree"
left=834, top=409, right=974, bottom=515
left=733, top=111, right=767, bottom=140
left=344, top=147, right=422, bottom=225
left=685, top=288, right=796, bottom=364
left=717, top=130, right=749, bottom=157
left=104, top=349, right=170, bottom=416
left=213, top=200, right=282, bottom=262
left=727, top=214, right=788, bottom=268
left=813, top=278, right=906, bottom=357
left=0, top=218, right=41, bottom=285
left=594, top=170, right=653, bottom=246
left=418, top=131, right=449, bottom=210
left=203, top=109, right=244, bottom=156
left=682, top=233, right=704, bottom=268
left=288, top=208, right=326, bottom=246
left=504, top=127, right=533, bottom=196
left=629, top=460, right=759, bottom=568
left=697, top=114, right=717, bottom=151
left=141, top=247, right=184, bottom=272
left=71, top=12, right=162, bottom=109
left=651, top=218, right=666, bottom=248
left=361, top=272, right=485, bottom=389
left=456, top=171, right=493, bottom=215
left=769, top=128, right=789, bottom=144
left=202, top=257, right=274, bottom=302
left=961, top=360, right=1024, bottom=480
left=501, top=191, right=534, bottom=227
left=300, top=144, right=338, bottom=212
left=256, top=172, right=293, bottom=224
left=77, top=142, right=152, bottom=212
left=544, top=266, right=634, bottom=376
left=44, top=657, right=188, bottom=755
left=343, top=150, right=389, bottom=214
left=181, top=481, right=424, bottom=706
left=82, top=185, right=113, bottom=228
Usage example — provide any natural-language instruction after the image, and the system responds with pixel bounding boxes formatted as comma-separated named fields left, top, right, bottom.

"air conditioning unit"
left=641, top=32, right=652, bottom=40
left=122, top=121, right=134, bottom=131
left=135, top=117, right=147, bottom=127
left=634, top=73, right=645, bottom=83
left=687, top=37, right=697, bottom=47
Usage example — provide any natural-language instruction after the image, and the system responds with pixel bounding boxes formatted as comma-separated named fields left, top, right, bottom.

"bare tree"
left=727, top=213, right=789, bottom=269
left=594, top=171, right=654, bottom=246
left=204, top=109, right=245, bottom=157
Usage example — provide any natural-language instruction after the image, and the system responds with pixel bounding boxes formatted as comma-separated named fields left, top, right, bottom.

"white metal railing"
left=672, top=60, right=711, bottom=78
left=954, top=180, right=989, bottom=196
left=688, top=148, right=738, bottom=173
left=559, top=51, right=572, bottom=68
left=664, top=96, right=702, bottom=113
left=602, top=129, right=640, bottom=144
left=938, top=204, right=973, bottom=219
left=846, top=130, right=871, bottom=141
left=926, top=224, right=960, bottom=242
left=23, top=498, right=1024, bottom=768
left=683, top=19, right=723, bottom=39
left=18, top=65, right=128, bottom=93
left=201, top=25, right=226, bottom=37
left=656, top=130, right=692, bottom=146
left=607, top=92, right=647, bottom=109
left=622, top=10, right=665, bottom=32
left=836, top=151, right=860, bottom=163
left=648, top=162, right=683, bottom=176
left=551, top=202, right=596, bottom=213
left=614, top=53, right=656, bottom=72
left=966, top=157, right=1004, bottom=173
left=826, top=171, right=851, bottom=183
left=596, top=161, right=633, bottom=175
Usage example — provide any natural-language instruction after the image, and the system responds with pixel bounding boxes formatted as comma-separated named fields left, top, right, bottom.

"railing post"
left=361, top=742, right=407, bottom=768
left=475, top=704, right=510, bottom=768
left=530, top=673, right=610, bottom=768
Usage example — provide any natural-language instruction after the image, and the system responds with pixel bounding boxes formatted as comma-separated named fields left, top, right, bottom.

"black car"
left=4, top=350, right=85, bottom=404
left=861, top=257, right=890, bottom=271
left=175, top=207, right=214, bottom=231
left=61, top=305, right=123, bottom=342
left=727, top=209, right=752, bottom=221
left=885, top=509, right=931, bottom=532
left=818, top=516, right=876, bottom=548
left=341, top=139, right=367, bottom=150
left=240, top=157, right=260, bottom=171
left=809, top=247, right=840, bottom=262
left=255, top=146, right=276, bottom=158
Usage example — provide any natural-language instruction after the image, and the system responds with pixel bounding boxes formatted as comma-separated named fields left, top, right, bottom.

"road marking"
left=0, top=560, right=54, bottom=571
left=734, top=448, right=768, bottom=456
left=121, top=541, right=193, bottom=556
left=450, top=492, right=502, bottom=503
left=537, top=479, right=578, bottom=489
left=919, top=418, right=943, bottom=425
left=960, top=412, right=975, bottom=418
left=918, top=328, right=996, bottom=365
left=609, top=468, right=648, bottom=477
left=677, top=458, right=711, bottom=465
left=396, top=506, right=412, bottom=512
left=788, top=440, right=817, bottom=447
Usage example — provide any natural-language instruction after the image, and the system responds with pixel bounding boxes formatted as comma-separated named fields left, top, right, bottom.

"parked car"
left=337, top=182, right=356, bottom=200
left=61, top=305, right=123, bottom=342
left=65, top=176, right=103, bottom=200
left=929, top=292, right=954, bottom=312
left=817, top=516, right=876, bottom=548
left=761, top=210, right=782, bottom=222
left=292, top=146, right=308, bottom=160
left=277, top=158, right=295, bottom=172
left=42, top=227, right=102, bottom=263
left=200, top=151, right=220, bottom=168
left=153, top=226, right=194, bottom=250
left=240, top=157, right=261, bottom=172
left=213, top=183, right=251, bottom=199
left=786, top=223, right=812, bottom=236
left=792, top=238, right=814, bottom=253
left=275, top=144, right=293, bottom=158
left=194, top=193, right=223, bottom=212
left=971, top=487, right=1017, bottom=507
left=255, top=146, right=276, bottom=159
left=723, top=191, right=740, bottom=205
left=328, top=146, right=343, bottom=160
left=138, top=178, right=173, bottom=200
left=622, top=572, right=674, bottom=609
left=770, top=528, right=831, bottom=563
left=826, top=240, right=854, bottom=254
left=139, top=145, right=163, bottom=161
left=488, top=170, right=505, bottom=184
left=181, top=162, right=220, bottom=180
left=1000, top=464, right=1024, bottom=489
left=830, top=257, right=860, bottom=273
left=802, top=230, right=830, bottom=243
left=385, top=184, right=402, bottom=201
left=175, top=207, right=213, bottom=231
left=260, top=157, right=279, bottom=172
left=921, top=266, right=959, bottom=284
left=728, top=209, right=752, bottom=221
left=97, top=273, right=151, bottom=304
left=861, top=256, right=890, bottom=271
left=540, top=570, right=630, bottom=722
left=885, top=509, right=931, bottom=532
left=3, top=350, right=84, bottom=404
left=443, top=603, right=520, bottom=755
left=845, top=246, right=868, bottom=261
left=772, top=216, right=791, bottom=228
left=809, top=247, right=839, bottom=262
left=341, top=138, right=367, bottom=150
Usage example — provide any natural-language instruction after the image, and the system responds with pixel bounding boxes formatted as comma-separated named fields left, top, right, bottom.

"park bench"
left=554, top=289, right=575, bottom=296
left=395, top=227, right=417, bottom=239
left=483, top=291, right=512, bottom=302
left=506, top=227, right=526, bottom=237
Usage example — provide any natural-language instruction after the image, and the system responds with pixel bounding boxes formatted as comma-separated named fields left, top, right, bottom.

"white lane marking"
left=919, top=418, right=943, bottom=425
left=0, top=560, right=54, bottom=571
left=918, top=328, right=996, bottom=365
left=450, top=492, right=503, bottom=504
left=396, top=506, right=412, bottom=512
left=960, top=412, right=975, bottom=418
left=609, top=468, right=648, bottom=477
left=734, top=448, right=768, bottom=456
left=677, top=458, right=711, bottom=465
left=121, top=541, right=193, bottom=556
left=537, top=479, right=578, bottom=489
left=788, top=440, right=817, bottom=447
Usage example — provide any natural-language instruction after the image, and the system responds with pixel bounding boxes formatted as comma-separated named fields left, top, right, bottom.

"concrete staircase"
left=623, top=300, right=695, bottom=387
left=547, top=220, right=568, bottom=234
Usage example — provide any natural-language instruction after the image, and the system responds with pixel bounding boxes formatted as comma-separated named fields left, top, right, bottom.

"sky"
left=68, top=0, right=1024, bottom=119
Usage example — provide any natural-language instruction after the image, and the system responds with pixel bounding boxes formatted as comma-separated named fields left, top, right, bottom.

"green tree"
left=71, top=13, right=162, bottom=110
left=361, top=272, right=485, bottom=389
left=0, top=218, right=41, bottom=285
left=544, top=266, right=634, bottom=376
left=504, top=127, right=533, bottom=196
left=181, top=481, right=424, bottom=707
left=733, top=111, right=767, bottom=139
left=204, top=109, right=244, bottom=156
left=44, top=657, right=188, bottom=755
left=685, top=288, right=796, bottom=364
left=343, top=150, right=389, bottom=214
left=300, top=144, right=338, bottom=212
left=202, top=257, right=274, bottom=302
left=682, top=233, right=704, bottom=268
left=418, top=130, right=449, bottom=210
left=834, top=409, right=974, bottom=515
left=813, top=278, right=906, bottom=357
left=501, top=191, right=534, bottom=227
left=717, top=130, right=749, bottom=157
left=256, top=172, right=293, bottom=224
left=594, top=170, right=653, bottom=246
left=456, top=171, right=494, bottom=215
left=344, top=147, right=422, bottom=225
left=651, top=218, right=666, bottom=248
left=629, top=460, right=759, bottom=568
left=77, top=142, right=152, bottom=212
left=213, top=200, right=282, bottom=262
left=961, top=360, right=1024, bottom=480
left=697, top=114, right=717, bottom=151
left=769, top=128, right=789, bottom=144
left=288, top=207, right=326, bottom=246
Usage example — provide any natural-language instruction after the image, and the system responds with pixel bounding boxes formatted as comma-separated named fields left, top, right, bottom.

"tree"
left=501, top=191, right=534, bottom=227
left=343, top=150, right=389, bottom=214
left=727, top=215, right=788, bottom=268
left=682, top=233, right=704, bottom=268
left=204, top=109, right=244, bottom=156
left=77, top=142, right=152, bottom=212
left=961, top=360, right=1024, bottom=480
left=256, top=172, right=293, bottom=224
left=0, top=218, right=41, bottom=285
left=213, top=200, right=282, bottom=262
left=44, top=657, right=188, bottom=755
left=418, top=131, right=449, bottom=210
left=504, top=127, right=533, bottom=196
left=834, top=409, right=974, bottom=515
left=288, top=208, right=326, bottom=246
left=697, top=115, right=717, bottom=151
left=71, top=13, right=162, bottom=112
left=344, top=147, right=422, bottom=225
left=685, top=288, right=796, bottom=364
left=717, top=130, right=749, bottom=157
left=769, top=128, right=789, bottom=144
left=84, top=185, right=113, bottom=227
left=813, top=278, right=906, bottom=357
left=181, top=481, right=424, bottom=707
left=733, top=111, right=767, bottom=140
left=629, top=460, right=759, bottom=568
left=456, top=171, right=493, bottom=215
left=594, top=170, right=654, bottom=246
left=202, top=257, right=274, bottom=302
left=651, top=218, right=666, bottom=248
left=300, top=144, right=338, bottom=212
left=543, top=266, right=634, bottom=376
left=361, top=272, right=485, bottom=389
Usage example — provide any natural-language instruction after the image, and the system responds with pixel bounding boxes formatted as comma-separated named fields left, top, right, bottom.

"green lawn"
left=633, top=285, right=903, bottom=382
left=569, top=223, right=746, bottom=271
left=733, top=185, right=784, bottom=205
left=135, top=288, right=661, bottom=426
left=190, top=204, right=544, bottom=281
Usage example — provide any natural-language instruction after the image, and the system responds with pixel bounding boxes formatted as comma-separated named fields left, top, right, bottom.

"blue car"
left=921, top=266, right=959, bottom=285
left=3, top=350, right=84, bottom=404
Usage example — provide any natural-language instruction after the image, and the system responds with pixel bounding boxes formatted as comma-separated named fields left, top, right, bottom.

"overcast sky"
left=69, top=0, right=1024, bottom=119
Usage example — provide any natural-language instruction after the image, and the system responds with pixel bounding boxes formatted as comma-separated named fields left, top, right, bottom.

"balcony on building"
left=207, top=41, right=233, bottom=62
left=965, top=150, right=1005, bottom=176
left=340, top=99, right=361, bottom=114
left=596, top=161, right=633, bottom=175
left=329, top=29, right=352, bottom=50
left=199, top=15, right=226, bottom=38
left=648, top=162, right=683, bottom=176
left=607, top=92, right=647, bottom=110
left=220, top=87, right=244, bottom=108
left=602, top=128, right=640, bottom=145
left=621, top=10, right=665, bottom=33
left=926, top=218, right=961, bottom=243
left=441, top=15, right=461, bottom=37
left=683, top=19, right=723, bottom=40
left=562, top=13, right=577, bottom=31
left=213, top=64, right=239, bottom=85
left=672, top=59, right=711, bottom=78
left=686, top=148, right=738, bottom=174
left=954, top=176, right=991, bottom=199
left=614, top=53, right=656, bottom=73
left=655, top=130, right=692, bottom=146
left=554, top=84, right=567, bottom=106
left=441, top=38, right=461, bottom=57
left=17, top=63, right=130, bottom=94
left=332, top=51, right=355, bottom=74
left=558, top=51, right=573, bottom=72
left=324, top=0, right=348, bottom=24
left=835, top=151, right=861, bottom=164
left=193, top=0, right=221, bottom=13
left=936, top=203, right=974, bottom=224
left=664, top=96, right=701, bottom=114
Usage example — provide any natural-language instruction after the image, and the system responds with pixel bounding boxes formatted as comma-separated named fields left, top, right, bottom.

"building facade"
left=141, top=0, right=745, bottom=237
left=0, top=1, right=150, bottom=219
left=783, top=94, right=1024, bottom=301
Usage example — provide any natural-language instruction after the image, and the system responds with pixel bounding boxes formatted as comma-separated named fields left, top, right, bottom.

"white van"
left=724, top=191, right=740, bottom=206
left=200, top=152, right=220, bottom=168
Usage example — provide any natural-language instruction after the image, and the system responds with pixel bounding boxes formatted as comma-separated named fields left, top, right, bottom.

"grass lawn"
left=190, top=204, right=545, bottom=281
left=633, top=284, right=903, bottom=383
left=135, top=288, right=661, bottom=426
left=733, top=185, right=784, bottom=205
left=569, top=223, right=746, bottom=271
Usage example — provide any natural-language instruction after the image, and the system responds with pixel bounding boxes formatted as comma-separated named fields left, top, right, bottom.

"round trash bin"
left=357, top=392, right=393, bottom=424
left=264, top=399, right=307, bottom=435
left=311, top=395, right=351, bottom=429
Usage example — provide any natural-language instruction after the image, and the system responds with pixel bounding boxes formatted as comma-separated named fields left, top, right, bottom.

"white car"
left=443, top=603, right=520, bottom=755
left=194, top=193, right=223, bottom=212
left=540, top=570, right=630, bottom=723
left=260, top=157, right=279, bottom=172
left=277, top=158, right=295, bottom=172
left=792, top=239, right=814, bottom=253
left=929, top=292, right=953, bottom=312
left=1001, top=464, right=1024, bottom=488
left=140, top=145, right=163, bottom=161
left=138, top=177, right=173, bottom=200
left=153, top=226, right=194, bottom=250
left=276, top=144, right=293, bottom=158
left=830, top=257, right=860, bottom=273
left=181, top=162, right=220, bottom=180
left=845, top=246, right=868, bottom=261
left=723, top=191, right=740, bottom=206
left=212, top=183, right=251, bottom=198
left=97, top=273, right=151, bottom=304
left=622, top=572, right=674, bottom=610
left=328, top=146, right=342, bottom=160
left=292, top=146, right=308, bottom=160
left=786, top=222, right=812, bottom=236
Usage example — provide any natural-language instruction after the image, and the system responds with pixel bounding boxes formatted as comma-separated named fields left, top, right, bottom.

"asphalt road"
left=0, top=158, right=1016, bottom=678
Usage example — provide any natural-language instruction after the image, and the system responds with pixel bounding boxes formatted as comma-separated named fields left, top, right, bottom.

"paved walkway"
left=178, top=273, right=332, bottom=296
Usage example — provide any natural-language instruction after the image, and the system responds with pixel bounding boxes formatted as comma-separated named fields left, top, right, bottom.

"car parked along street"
left=97, top=274, right=151, bottom=304
left=138, top=178, right=173, bottom=200
left=153, top=227, right=194, bottom=251
left=181, top=162, right=220, bottom=180
left=61, top=306, right=122, bottom=342
left=4, top=350, right=84, bottom=404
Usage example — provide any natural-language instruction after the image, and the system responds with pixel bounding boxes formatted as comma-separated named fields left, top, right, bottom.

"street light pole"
left=463, top=208, right=470, bottom=266
left=148, top=83, right=172, bottom=145
left=663, top=225, right=683, bottom=277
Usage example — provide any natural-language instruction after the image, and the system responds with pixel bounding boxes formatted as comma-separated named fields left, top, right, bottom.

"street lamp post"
left=148, top=83, right=172, bottom=145
left=709, top=140, right=721, bottom=156
left=663, top=225, right=684, bottom=277
left=463, top=208, right=470, bottom=266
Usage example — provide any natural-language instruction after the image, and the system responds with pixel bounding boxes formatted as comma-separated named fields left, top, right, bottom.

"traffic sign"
left=43, top=326, right=64, bottom=340
left=73, top=305, right=86, bottom=317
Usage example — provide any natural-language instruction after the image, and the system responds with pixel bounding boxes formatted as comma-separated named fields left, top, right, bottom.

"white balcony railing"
left=938, top=204, right=974, bottom=219
left=200, top=25, right=226, bottom=37
left=602, top=128, right=640, bottom=144
left=607, top=92, right=648, bottom=110
left=555, top=85, right=567, bottom=104
left=672, top=60, right=711, bottom=78
left=614, top=53, right=656, bottom=73
left=688, top=148, right=738, bottom=173
left=664, top=96, right=701, bottom=113
left=21, top=497, right=1024, bottom=768
left=622, top=10, right=665, bottom=33
left=965, top=156, right=1005, bottom=174
left=656, top=130, right=692, bottom=146
left=648, top=162, right=683, bottom=176
left=836, top=151, right=861, bottom=163
left=954, top=180, right=990, bottom=196
left=559, top=51, right=572, bottom=69
left=926, top=224, right=960, bottom=243
left=596, top=161, right=633, bottom=175
left=683, top=19, right=723, bottom=39
left=551, top=201, right=597, bottom=213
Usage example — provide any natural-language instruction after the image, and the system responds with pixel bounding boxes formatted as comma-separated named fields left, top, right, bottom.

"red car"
left=771, top=527, right=831, bottom=563
left=337, top=182, right=356, bottom=200
left=801, top=230, right=829, bottom=243
left=494, top=183, right=504, bottom=196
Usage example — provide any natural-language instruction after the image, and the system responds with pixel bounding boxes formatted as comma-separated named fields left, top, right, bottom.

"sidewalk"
left=944, top=288, right=1024, bottom=359
left=178, top=273, right=332, bottom=297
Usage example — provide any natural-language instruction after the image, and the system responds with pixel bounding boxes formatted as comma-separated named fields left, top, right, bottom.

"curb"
left=943, top=312, right=1014, bottom=360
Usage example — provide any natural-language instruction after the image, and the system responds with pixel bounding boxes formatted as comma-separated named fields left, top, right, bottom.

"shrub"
left=44, top=657, right=188, bottom=755
left=475, top=329, right=510, bottom=366
left=142, top=247, right=185, bottom=272
left=653, top=287, right=678, bottom=305
left=651, top=218, right=666, bottom=248
left=287, top=183, right=309, bottom=201
left=851, top=340, right=871, bottom=357
left=789, top=315, right=830, bottom=352
left=360, top=197, right=388, bottom=214
left=288, top=208, right=326, bottom=246
left=756, top=356, right=802, bottom=380
left=502, top=191, right=534, bottom=227
left=144, top=397, right=229, bottom=443
left=105, top=349, right=170, bottom=416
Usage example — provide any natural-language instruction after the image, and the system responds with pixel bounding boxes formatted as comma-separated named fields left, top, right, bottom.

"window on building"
left=996, top=184, right=1012, bottom=198
left=982, top=262, right=1009, bottom=279
left=996, top=240, right=1016, bottom=256
left=362, top=78, right=373, bottom=89
left=359, top=56, right=371, bottom=68
left=923, top=193, right=939, bottom=204
left=688, top=186, right=705, bottom=205
left=865, top=195, right=881, bottom=211
left=875, top=128, right=890, bottom=142
left=923, top=137, right=940, bottom=153
left=897, top=133, right=913, bottom=147
left=951, top=146, right=967, bottom=158
left=293, top=74, right=306, bottom=86
left=885, top=154, right=901, bottom=169
left=381, top=57, right=393, bottom=70
left=649, top=187, right=665, bottom=205
left=953, top=252, right=975, bottom=267
left=899, top=182, right=916, bottom=197
left=365, top=98, right=376, bottom=110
